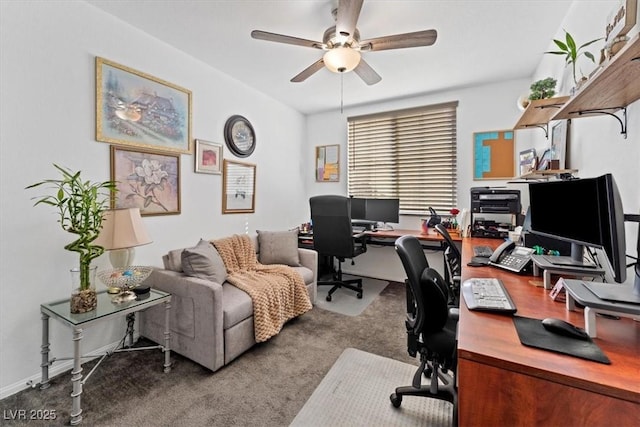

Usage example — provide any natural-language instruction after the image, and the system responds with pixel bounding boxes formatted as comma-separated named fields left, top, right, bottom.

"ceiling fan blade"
left=336, top=0, right=364, bottom=40
left=251, top=30, right=324, bottom=49
left=360, top=29, right=437, bottom=51
left=291, top=59, right=325, bottom=83
left=354, top=59, right=382, bottom=85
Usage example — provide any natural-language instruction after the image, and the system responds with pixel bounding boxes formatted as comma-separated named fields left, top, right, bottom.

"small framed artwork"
left=195, top=139, right=222, bottom=174
left=551, top=120, right=569, bottom=169
left=96, top=57, right=192, bottom=154
left=519, top=148, right=537, bottom=176
left=316, top=144, right=340, bottom=182
left=537, top=149, right=553, bottom=171
left=110, top=145, right=181, bottom=216
left=222, top=159, right=256, bottom=214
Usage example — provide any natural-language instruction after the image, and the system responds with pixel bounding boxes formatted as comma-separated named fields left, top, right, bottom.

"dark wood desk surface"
left=458, top=237, right=640, bottom=426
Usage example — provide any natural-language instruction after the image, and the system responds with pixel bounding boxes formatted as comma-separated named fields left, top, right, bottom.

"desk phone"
left=489, top=240, right=535, bottom=273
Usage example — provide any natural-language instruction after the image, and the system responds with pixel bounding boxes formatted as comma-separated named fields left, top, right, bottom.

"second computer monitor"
left=365, top=198, right=400, bottom=224
left=350, top=197, right=367, bottom=220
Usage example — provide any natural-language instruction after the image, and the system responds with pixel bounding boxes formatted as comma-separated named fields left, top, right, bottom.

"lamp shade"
left=323, top=47, right=361, bottom=73
left=94, top=208, right=152, bottom=250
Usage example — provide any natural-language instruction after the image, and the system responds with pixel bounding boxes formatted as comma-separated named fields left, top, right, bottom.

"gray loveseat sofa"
left=140, top=233, right=317, bottom=372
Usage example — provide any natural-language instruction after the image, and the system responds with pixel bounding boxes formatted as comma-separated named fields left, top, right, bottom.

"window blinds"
left=347, top=101, right=458, bottom=214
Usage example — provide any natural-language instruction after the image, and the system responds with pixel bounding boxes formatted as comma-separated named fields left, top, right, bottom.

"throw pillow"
left=181, top=239, right=228, bottom=283
left=257, top=229, right=300, bottom=266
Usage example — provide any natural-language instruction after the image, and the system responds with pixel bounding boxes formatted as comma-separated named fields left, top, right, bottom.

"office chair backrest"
left=309, top=195, right=355, bottom=259
left=395, top=235, right=450, bottom=335
left=434, top=224, right=461, bottom=261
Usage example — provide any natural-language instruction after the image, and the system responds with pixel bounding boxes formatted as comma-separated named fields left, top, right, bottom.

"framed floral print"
left=195, top=139, right=223, bottom=174
left=110, top=145, right=181, bottom=216
left=222, top=159, right=255, bottom=214
left=96, top=57, right=192, bottom=154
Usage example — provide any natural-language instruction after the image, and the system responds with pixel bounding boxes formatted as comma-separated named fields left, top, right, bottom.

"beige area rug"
left=315, top=275, right=390, bottom=316
left=290, top=348, right=453, bottom=427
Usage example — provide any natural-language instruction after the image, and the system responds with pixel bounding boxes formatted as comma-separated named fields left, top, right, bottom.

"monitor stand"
left=544, top=243, right=597, bottom=268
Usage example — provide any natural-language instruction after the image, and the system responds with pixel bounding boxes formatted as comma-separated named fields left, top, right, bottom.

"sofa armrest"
left=298, top=247, right=318, bottom=285
left=139, top=268, right=225, bottom=372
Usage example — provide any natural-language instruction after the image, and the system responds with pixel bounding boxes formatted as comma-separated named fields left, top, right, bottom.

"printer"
left=471, top=187, right=521, bottom=214
left=470, top=187, right=521, bottom=238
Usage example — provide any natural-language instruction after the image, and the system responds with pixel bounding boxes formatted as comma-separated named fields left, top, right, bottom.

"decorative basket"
left=97, top=266, right=153, bottom=291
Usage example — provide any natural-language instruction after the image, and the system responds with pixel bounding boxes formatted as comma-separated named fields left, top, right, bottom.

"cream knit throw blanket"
left=212, top=234, right=312, bottom=342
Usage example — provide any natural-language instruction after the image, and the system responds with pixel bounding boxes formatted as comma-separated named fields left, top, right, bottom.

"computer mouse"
left=541, top=318, right=590, bottom=341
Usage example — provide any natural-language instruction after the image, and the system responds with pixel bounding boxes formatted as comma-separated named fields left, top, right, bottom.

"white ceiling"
left=86, top=0, right=575, bottom=115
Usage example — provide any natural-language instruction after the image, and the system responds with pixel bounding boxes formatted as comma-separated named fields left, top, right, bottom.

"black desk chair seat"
left=309, top=195, right=367, bottom=301
left=390, top=235, right=458, bottom=424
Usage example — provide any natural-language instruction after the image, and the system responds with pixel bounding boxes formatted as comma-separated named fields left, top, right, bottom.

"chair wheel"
left=326, top=295, right=332, bottom=302
left=357, top=292, right=363, bottom=299
left=390, top=393, right=402, bottom=408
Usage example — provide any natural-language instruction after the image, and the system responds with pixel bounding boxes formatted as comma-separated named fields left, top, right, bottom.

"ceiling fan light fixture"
left=323, top=47, right=361, bottom=73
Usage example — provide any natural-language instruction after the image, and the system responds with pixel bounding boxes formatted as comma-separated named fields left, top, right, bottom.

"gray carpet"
left=291, top=348, right=452, bottom=427
left=315, top=275, right=389, bottom=316
left=0, top=281, right=424, bottom=426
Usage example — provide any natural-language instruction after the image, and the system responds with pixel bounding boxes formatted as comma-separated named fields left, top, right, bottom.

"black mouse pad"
left=512, top=316, right=610, bottom=364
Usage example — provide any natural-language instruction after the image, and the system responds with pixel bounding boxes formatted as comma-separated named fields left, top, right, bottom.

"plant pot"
left=70, top=266, right=98, bottom=313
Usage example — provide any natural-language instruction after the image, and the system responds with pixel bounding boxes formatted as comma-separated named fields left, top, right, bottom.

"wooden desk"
left=457, top=237, right=640, bottom=426
left=366, top=228, right=462, bottom=243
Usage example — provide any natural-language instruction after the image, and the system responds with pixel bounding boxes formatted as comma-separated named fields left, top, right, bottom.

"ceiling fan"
left=251, top=0, right=437, bottom=85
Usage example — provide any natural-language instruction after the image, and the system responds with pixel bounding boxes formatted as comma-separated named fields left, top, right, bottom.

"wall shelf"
left=508, top=169, right=578, bottom=183
left=514, top=97, right=570, bottom=138
left=552, top=33, right=640, bottom=137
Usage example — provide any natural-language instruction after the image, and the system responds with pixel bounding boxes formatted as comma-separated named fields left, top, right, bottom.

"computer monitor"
left=528, top=174, right=626, bottom=283
left=364, top=198, right=400, bottom=224
left=350, top=197, right=367, bottom=221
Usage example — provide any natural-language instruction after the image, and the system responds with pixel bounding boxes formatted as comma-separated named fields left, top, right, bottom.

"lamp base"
left=109, top=248, right=135, bottom=269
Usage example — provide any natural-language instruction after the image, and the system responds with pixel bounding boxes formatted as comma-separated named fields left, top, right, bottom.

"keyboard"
left=473, top=245, right=494, bottom=258
left=352, top=226, right=366, bottom=233
left=461, top=278, right=517, bottom=313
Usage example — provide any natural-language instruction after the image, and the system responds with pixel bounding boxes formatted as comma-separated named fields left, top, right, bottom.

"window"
left=347, top=101, right=458, bottom=214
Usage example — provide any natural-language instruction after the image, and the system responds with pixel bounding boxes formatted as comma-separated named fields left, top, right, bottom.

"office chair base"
left=320, top=278, right=363, bottom=301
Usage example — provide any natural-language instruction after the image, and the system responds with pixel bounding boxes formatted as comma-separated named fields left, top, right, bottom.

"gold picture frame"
left=222, top=159, right=256, bottom=214
left=96, top=57, right=192, bottom=154
left=110, top=145, right=181, bottom=216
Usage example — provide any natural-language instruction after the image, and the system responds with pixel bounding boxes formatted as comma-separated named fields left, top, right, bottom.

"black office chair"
left=390, top=235, right=458, bottom=424
left=435, top=224, right=462, bottom=306
left=309, top=195, right=367, bottom=301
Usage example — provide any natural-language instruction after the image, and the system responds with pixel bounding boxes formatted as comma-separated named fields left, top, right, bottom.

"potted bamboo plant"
left=27, top=164, right=117, bottom=313
left=545, top=30, right=602, bottom=87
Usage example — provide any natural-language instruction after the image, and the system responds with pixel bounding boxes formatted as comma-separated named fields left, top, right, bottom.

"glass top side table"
left=40, top=289, right=171, bottom=425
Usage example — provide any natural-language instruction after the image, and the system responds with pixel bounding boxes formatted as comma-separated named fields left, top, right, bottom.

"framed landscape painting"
left=111, top=145, right=181, bottom=216
left=96, top=57, right=192, bottom=154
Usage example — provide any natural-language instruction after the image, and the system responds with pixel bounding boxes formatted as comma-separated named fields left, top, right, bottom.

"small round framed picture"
left=224, top=115, right=256, bottom=158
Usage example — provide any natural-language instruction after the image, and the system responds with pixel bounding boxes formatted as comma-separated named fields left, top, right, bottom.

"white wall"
left=0, top=1, right=309, bottom=397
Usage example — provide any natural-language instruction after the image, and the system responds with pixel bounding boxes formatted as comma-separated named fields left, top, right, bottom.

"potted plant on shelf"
left=528, top=77, right=557, bottom=101
left=27, top=164, right=117, bottom=313
left=545, top=30, right=602, bottom=87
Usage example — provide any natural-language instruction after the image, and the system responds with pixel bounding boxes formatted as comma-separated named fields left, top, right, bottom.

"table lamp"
left=94, top=208, right=152, bottom=268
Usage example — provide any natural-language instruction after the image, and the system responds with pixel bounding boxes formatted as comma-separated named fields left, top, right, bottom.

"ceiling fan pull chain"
left=340, top=72, right=344, bottom=114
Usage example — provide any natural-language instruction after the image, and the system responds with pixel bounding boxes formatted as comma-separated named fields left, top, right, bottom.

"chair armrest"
left=448, top=307, right=460, bottom=321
